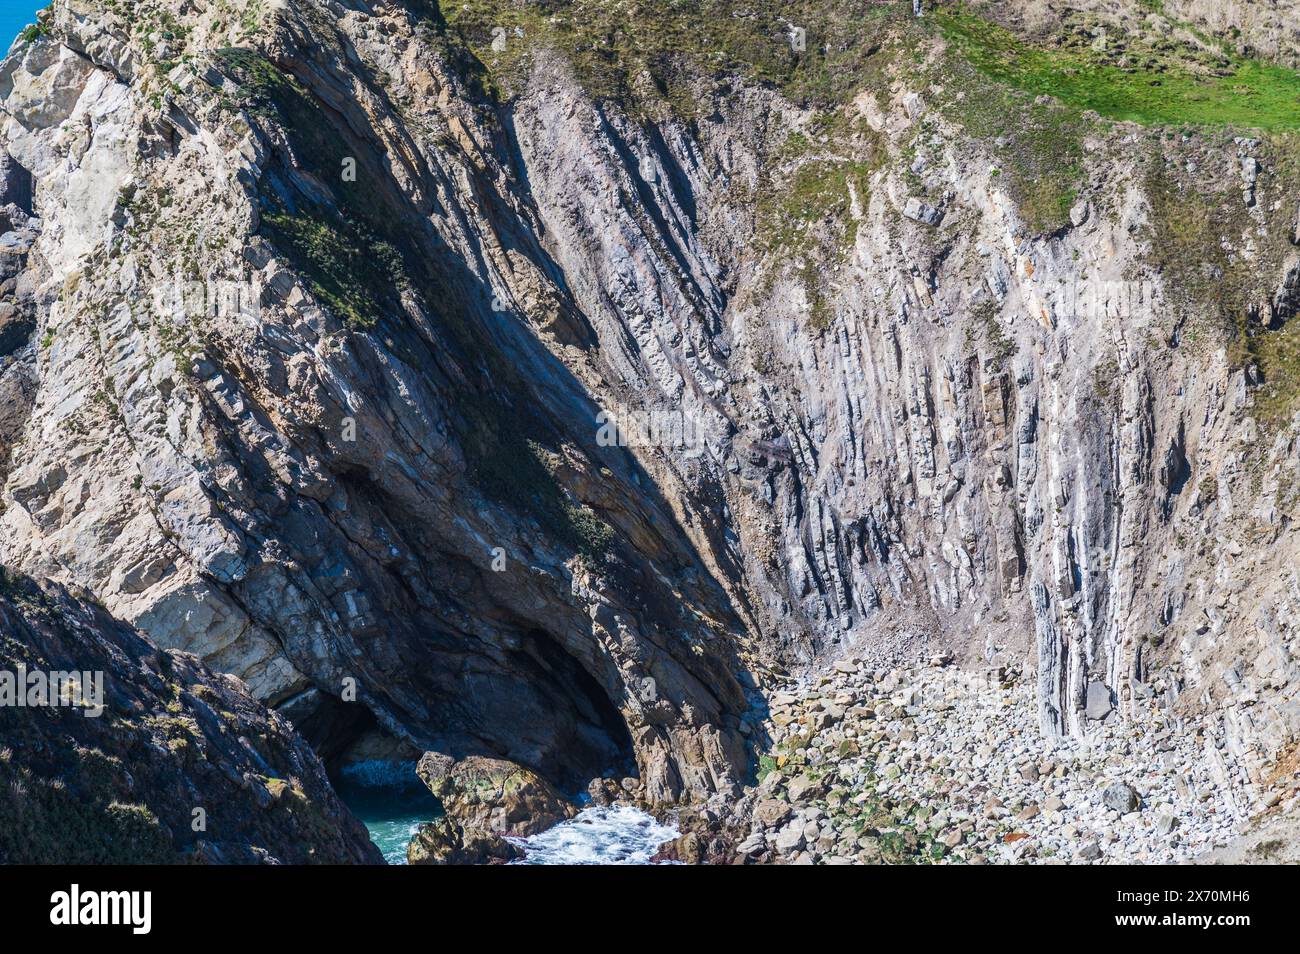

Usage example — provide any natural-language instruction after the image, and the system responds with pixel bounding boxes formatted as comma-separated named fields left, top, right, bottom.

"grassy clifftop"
left=429, top=0, right=1300, bottom=133
left=438, top=0, right=911, bottom=113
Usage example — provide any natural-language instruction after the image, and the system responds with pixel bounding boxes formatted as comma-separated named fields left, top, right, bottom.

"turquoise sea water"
left=332, top=762, right=439, bottom=865
left=2, top=3, right=47, bottom=54
left=346, top=787, right=440, bottom=865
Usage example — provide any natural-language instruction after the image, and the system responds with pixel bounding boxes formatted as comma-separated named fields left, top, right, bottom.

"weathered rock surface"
left=406, top=816, right=521, bottom=866
left=0, top=568, right=381, bottom=864
left=0, top=0, right=755, bottom=807
left=1085, top=682, right=1113, bottom=721
left=416, top=752, right=576, bottom=837
left=1, top=0, right=1299, bottom=855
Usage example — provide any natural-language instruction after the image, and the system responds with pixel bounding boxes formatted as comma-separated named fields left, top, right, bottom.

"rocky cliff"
left=2, top=0, right=1299, bottom=839
left=0, top=568, right=382, bottom=863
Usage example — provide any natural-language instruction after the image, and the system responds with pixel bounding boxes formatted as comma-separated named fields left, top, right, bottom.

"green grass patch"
left=1142, top=160, right=1243, bottom=312
left=934, top=5, right=1300, bottom=131
left=754, top=118, right=884, bottom=328
left=18, top=22, right=50, bottom=44
left=754, top=156, right=867, bottom=330
left=1244, top=320, right=1300, bottom=427
left=0, top=760, right=173, bottom=864
left=460, top=396, right=614, bottom=565
left=931, top=52, right=1090, bottom=234
left=1141, top=141, right=1300, bottom=428
left=756, top=153, right=877, bottom=252
left=259, top=210, right=403, bottom=331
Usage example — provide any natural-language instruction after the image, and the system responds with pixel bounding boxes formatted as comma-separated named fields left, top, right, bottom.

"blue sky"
left=1, top=2, right=48, bottom=54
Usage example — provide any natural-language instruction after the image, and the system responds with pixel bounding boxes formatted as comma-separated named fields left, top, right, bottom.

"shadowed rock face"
left=0, top=569, right=382, bottom=864
left=2, top=0, right=1299, bottom=822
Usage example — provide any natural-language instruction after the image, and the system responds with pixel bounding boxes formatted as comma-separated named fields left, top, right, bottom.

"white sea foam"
left=509, top=806, right=679, bottom=865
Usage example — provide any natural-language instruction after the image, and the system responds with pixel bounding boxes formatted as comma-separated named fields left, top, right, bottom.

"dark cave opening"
left=516, top=628, right=637, bottom=792
left=278, top=687, right=379, bottom=768
left=300, top=701, right=438, bottom=865
left=277, top=632, right=641, bottom=862
left=278, top=627, right=638, bottom=800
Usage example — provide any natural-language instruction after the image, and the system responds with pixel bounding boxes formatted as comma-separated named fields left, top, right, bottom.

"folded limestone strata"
left=1, top=0, right=1298, bottom=836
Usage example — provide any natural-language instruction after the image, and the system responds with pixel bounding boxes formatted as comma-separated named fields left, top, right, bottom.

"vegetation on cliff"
left=934, top=4, right=1300, bottom=131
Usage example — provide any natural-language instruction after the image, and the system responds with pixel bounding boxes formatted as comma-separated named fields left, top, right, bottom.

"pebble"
left=737, top=659, right=1263, bottom=864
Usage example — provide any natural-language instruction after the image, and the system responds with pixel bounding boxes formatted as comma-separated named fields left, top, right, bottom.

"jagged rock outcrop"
left=2, top=0, right=1298, bottom=833
left=0, top=568, right=382, bottom=863
left=406, top=750, right=575, bottom=864
left=406, top=815, right=521, bottom=865
left=416, top=752, right=575, bottom=837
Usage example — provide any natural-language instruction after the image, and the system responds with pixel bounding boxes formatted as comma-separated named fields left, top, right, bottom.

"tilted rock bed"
left=720, top=659, right=1290, bottom=864
left=6, top=1, right=1300, bottom=862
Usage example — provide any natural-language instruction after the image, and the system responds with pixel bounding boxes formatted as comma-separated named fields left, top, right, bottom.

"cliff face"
left=2, top=0, right=1299, bottom=815
left=0, top=0, right=755, bottom=804
left=0, top=569, right=382, bottom=863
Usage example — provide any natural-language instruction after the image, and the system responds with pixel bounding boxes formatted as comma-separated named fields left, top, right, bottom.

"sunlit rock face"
left=2, top=0, right=1299, bottom=811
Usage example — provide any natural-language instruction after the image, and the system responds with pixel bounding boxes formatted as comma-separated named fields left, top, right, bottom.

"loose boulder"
left=408, top=753, right=577, bottom=865
left=903, top=196, right=944, bottom=226
left=1085, top=681, right=1113, bottom=721
left=407, top=817, right=522, bottom=865
left=416, top=753, right=576, bottom=838
left=1102, top=781, right=1140, bottom=814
